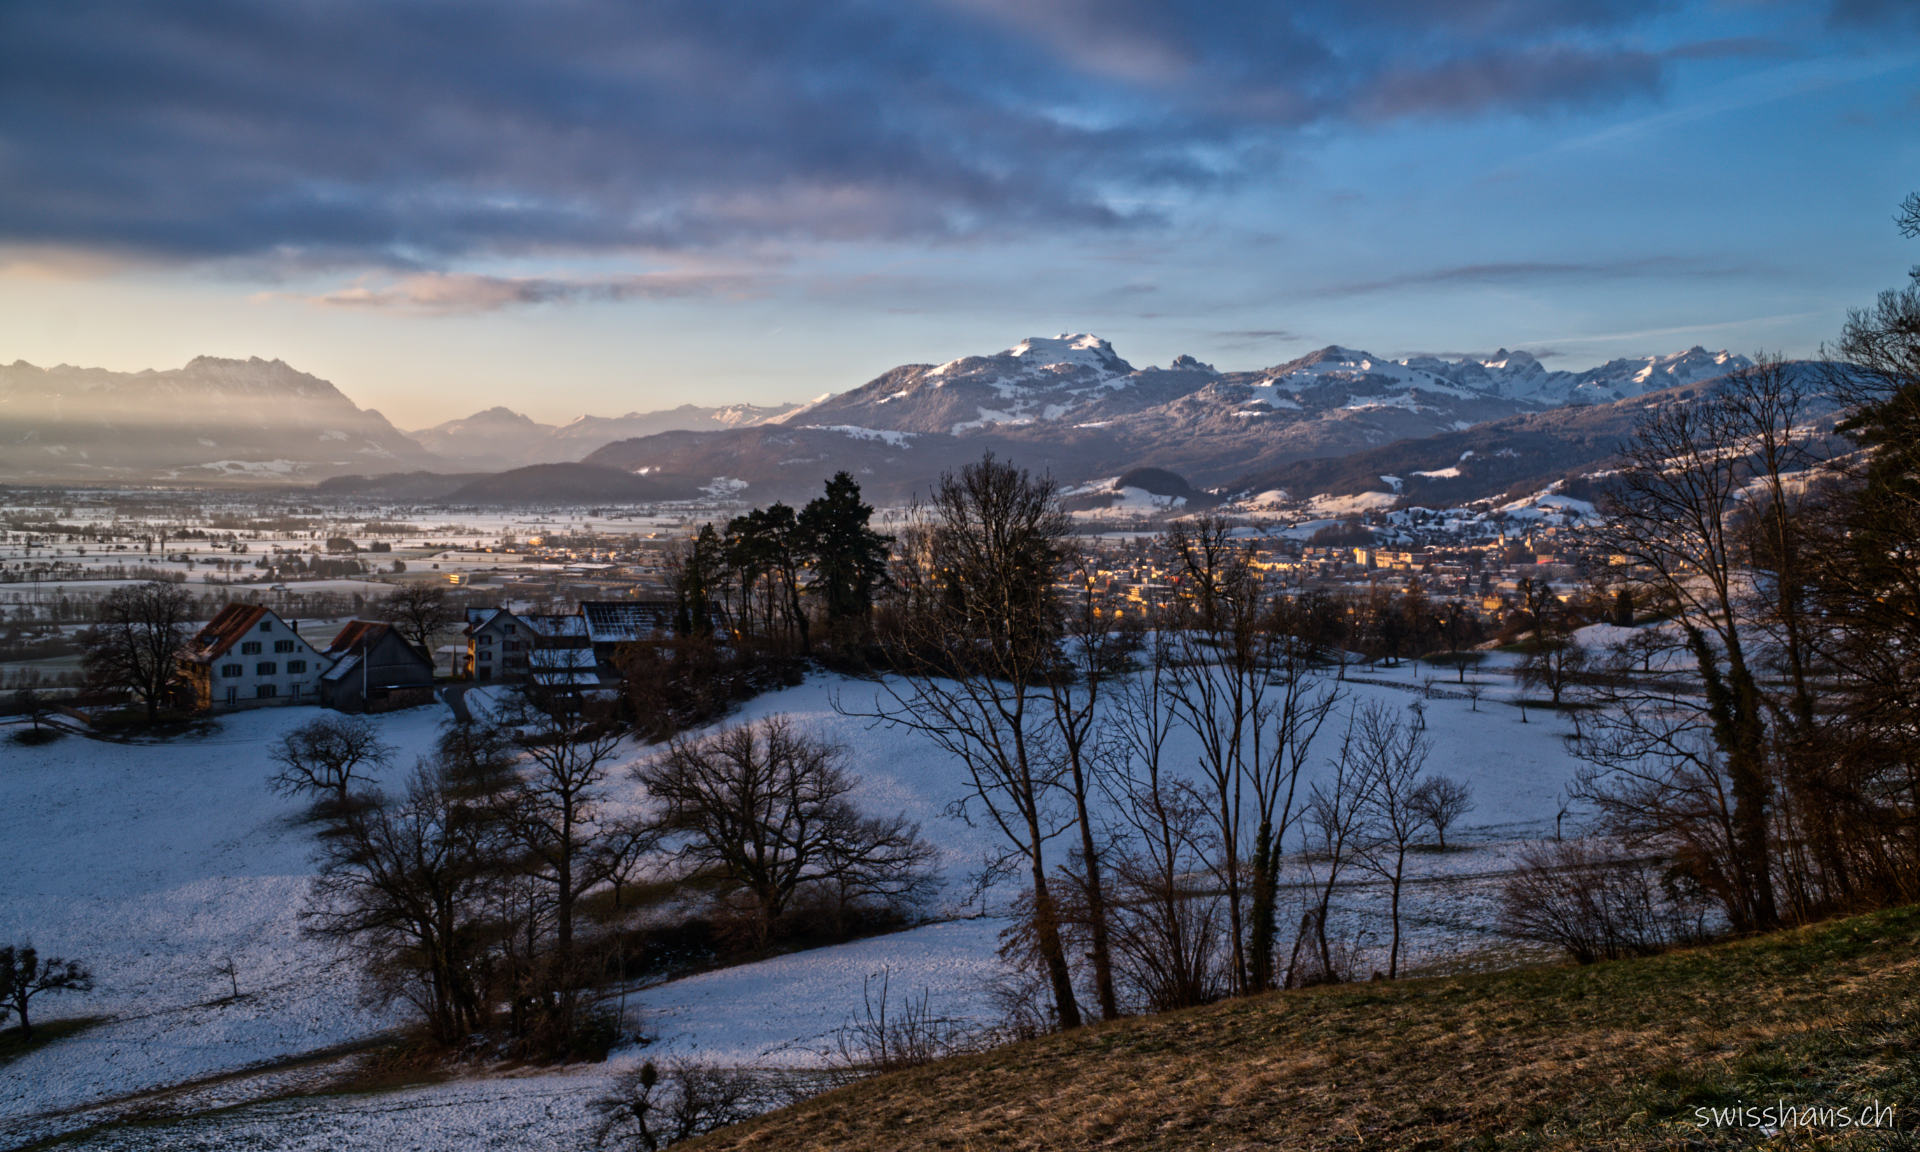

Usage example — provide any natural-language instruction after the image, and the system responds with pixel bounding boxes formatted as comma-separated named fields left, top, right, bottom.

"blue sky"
left=1, top=0, right=1915, bottom=427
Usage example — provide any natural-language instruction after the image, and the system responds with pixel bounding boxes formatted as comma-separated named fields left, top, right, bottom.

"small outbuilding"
left=319, top=620, right=437, bottom=713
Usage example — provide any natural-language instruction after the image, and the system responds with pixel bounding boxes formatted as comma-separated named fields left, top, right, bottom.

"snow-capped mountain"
left=776, top=334, right=1211, bottom=435
left=1410, top=346, right=1750, bottom=405
left=758, top=336, right=1747, bottom=446
left=0, top=356, right=438, bottom=483
left=582, top=335, right=1756, bottom=504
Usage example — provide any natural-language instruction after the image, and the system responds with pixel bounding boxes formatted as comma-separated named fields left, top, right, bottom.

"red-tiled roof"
left=184, top=603, right=272, bottom=663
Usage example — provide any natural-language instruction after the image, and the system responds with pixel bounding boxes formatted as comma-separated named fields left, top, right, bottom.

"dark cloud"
left=0, top=0, right=1715, bottom=273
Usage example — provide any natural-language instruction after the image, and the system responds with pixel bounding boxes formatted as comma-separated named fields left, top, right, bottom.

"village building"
left=178, top=604, right=330, bottom=711
left=579, top=599, right=675, bottom=667
left=317, top=620, right=437, bottom=713
left=461, top=607, right=535, bottom=682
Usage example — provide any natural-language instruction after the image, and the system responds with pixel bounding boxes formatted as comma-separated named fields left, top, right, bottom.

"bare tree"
left=1163, top=517, right=1338, bottom=994
left=592, top=1059, right=769, bottom=1150
left=1103, top=615, right=1224, bottom=1012
left=1161, top=516, right=1265, bottom=995
left=1294, top=707, right=1379, bottom=986
left=1497, top=840, right=1705, bottom=964
left=829, top=968, right=981, bottom=1075
left=82, top=580, right=193, bottom=722
left=1516, top=636, right=1588, bottom=708
left=855, top=453, right=1084, bottom=1030
left=379, top=583, right=452, bottom=655
left=636, top=716, right=935, bottom=946
left=0, top=945, right=93, bottom=1040
left=212, top=955, right=240, bottom=1000
left=1352, top=706, right=1432, bottom=979
left=506, top=695, right=624, bottom=967
left=1042, top=553, right=1127, bottom=1018
left=268, top=715, right=394, bottom=808
left=304, top=764, right=503, bottom=1045
left=1410, top=775, right=1474, bottom=850
left=1583, top=362, right=1824, bottom=932
left=596, top=815, right=663, bottom=911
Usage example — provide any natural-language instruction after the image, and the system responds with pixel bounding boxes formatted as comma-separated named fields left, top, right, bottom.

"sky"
left=1, top=0, right=1916, bottom=429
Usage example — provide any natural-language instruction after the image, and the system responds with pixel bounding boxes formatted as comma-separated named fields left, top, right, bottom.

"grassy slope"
left=695, top=908, right=1920, bottom=1150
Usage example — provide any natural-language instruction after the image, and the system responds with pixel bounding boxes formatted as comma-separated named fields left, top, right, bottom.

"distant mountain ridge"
left=580, top=336, right=1752, bottom=504
left=410, top=401, right=800, bottom=469
left=0, top=356, right=437, bottom=483
left=0, top=339, right=1754, bottom=499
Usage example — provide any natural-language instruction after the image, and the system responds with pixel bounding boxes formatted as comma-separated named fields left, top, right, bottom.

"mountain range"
left=0, top=339, right=1755, bottom=504
left=408, top=402, right=799, bottom=470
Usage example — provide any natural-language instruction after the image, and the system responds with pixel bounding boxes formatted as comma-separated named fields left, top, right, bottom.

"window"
left=221, top=663, right=242, bottom=677
left=256, top=683, right=277, bottom=699
left=479, top=635, right=494, bottom=646
left=287, top=660, right=307, bottom=673
left=256, top=661, right=277, bottom=676
left=274, top=639, right=295, bottom=653
left=259, top=620, right=272, bottom=632
left=241, top=641, right=261, bottom=655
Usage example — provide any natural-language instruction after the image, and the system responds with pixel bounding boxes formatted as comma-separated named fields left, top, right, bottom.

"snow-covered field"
left=2, top=656, right=1587, bottom=1149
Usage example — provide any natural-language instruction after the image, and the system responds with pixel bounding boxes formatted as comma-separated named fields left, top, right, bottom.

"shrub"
left=1497, top=840, right=1709, bottom=964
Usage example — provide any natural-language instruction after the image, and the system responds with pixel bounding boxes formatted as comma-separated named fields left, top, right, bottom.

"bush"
left=1497, top=840, right=1709, bottom=964
left=592, top=1059, right=777, bottom=1149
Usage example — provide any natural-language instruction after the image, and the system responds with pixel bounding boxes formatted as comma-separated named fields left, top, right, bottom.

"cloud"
left=1317, top=256, right=1766, bottom=297
left=277, top=271, right=757, bottom=314
left=1357, top=46, right=1665, bottom=119
left=1828, top=0, right=1920, bottom=28
left=1212, top=328, right=1302, bottom=347
left=0, top=0, right=1745, bottom=276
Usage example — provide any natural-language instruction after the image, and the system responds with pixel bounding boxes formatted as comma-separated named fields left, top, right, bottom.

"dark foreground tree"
left=81, top=580, right=193, bottom=722
left=304, top=764, right=502, bottom=1045
left=0, top=944, right=93, bottom=1041
left=858, top=452, right=1085, bottom=1029
left=1586, top=368, right=1794, bottom=933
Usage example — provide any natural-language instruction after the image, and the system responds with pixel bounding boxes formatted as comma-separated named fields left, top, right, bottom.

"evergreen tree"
left=674, top=524, right=721, bottom=639
left=799, top=472, right=892, bottom=638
